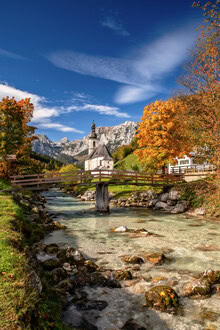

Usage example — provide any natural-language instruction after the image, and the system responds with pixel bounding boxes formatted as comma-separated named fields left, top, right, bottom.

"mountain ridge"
left=32, top=121, right=138, bottom=163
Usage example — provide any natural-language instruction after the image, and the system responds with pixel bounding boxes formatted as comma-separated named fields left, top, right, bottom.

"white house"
left=168, top=152, right=214, bottom=174
left=84, top=122, right=114, bottom=171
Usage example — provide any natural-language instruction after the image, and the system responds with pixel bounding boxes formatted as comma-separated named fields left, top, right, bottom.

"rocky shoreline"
left=77, top=188, right=206, bottom=216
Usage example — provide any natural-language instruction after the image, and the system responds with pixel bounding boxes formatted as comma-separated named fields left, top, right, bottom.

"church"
left=84, top=122, right=114, bottom=171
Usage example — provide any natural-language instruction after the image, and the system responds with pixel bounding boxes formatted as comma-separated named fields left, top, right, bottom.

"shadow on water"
left=42, top=189, right=172, bottom=330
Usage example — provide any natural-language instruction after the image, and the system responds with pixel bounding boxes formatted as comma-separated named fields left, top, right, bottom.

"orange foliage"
left=135, top=98, right=193, bottom=172
left=0, top=97, right=35, bottom=177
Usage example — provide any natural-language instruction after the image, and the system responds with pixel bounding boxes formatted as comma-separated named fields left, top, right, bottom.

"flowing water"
left=42, top=189, right=220, bottom=330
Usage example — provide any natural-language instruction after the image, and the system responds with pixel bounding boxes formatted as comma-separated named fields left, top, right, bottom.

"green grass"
left=114, top=153, right=142, bottom=171
left=0, top=180, right=37, bottom=329
left=0, top=179, right=75, bottom=329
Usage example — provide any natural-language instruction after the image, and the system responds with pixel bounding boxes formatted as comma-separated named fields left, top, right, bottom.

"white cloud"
left=37, top=121, right=84, bottom=133
left=0, top=84, right=128, bottom=133
left=67, top=104, right=130, bottom=118
left=47, top=25, right=196, bottom=104
left=100, top=17, right=130, bottom=37
left=0, top=48, right=27, bottom=60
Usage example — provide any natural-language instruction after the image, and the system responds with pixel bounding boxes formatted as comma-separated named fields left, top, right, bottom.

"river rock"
left=194, top=208, right=206, bottom=216
left=26, top=270, right=42, bottom=294
left=202, top=270, right=220, bottom=285
left=52, top=221, right=67, bottom=230
left=171, top=201, right=189, bottom=214
left=145, top=285, right=179, bottom=313
left=75, top=299, right=108, bottom=311
left=121, top=319, right=147, bottom=330
left=114, top=270, right=133, bottom=281
left=121, top=256, right=144, bottom=264
left=42, top=258, right=62, bottom=271
left=146, top=252, right=166, bottom=265
left=84, top=260, right=99, bottom=272
left=182, top=278, right=211, bottom=298
left=167, top=200, right=176, bottom=206
left=154, top=201, right=170, bottom=211
left=51, top=267, right=68, bottom=284
left=169, top=189, right=181, bottom=201
left=33, top=242, right=46, bottom=254
left=148, top=198, right=159, bottom=207
left=57, top=247, right=85, bottom=265
left=56, top=278, right=75, bottom=291
left=44, top=243, right=59, bottom=254
left=159, top=193, right=169, bottom=202
left=113, top=226, right=128, bottom=232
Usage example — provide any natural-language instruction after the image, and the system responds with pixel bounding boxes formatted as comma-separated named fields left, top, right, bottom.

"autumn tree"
left=0, top=97, right=35, bottom=177
left=178, top=0, right=220, bottom=166
left=135, top=98, right=193, bottom=173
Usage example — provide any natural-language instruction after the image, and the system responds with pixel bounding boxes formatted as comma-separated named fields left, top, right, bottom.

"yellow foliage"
left=135, top=98, right=193, bottom=171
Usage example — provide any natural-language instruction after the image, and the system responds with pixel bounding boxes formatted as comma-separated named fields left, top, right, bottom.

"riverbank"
left=74, top=176, right=220, bottom=218
left=0, top=179, right=73, bottom=329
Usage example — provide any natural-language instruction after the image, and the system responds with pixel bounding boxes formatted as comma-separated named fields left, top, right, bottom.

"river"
left=41, top=189, right=220, bottom=330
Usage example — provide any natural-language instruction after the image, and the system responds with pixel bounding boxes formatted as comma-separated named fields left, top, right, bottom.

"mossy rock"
left=114, top=270, right=133, bottom=281
left=42, top=258, right=62, bottom=271
left=44, top=243, right=59, bottom=255
left=146, top=252, right=166, bottom=265
left=55, top=278, right=75, bottom=291
left=50, top=267, right=68, bottom=284
left=202, top=270, right=220, bottom=286
left=121, top=256, right=144, bottom=264
left=183, top=278, right=211, bottom=298
left=145, top=285, right=179, bottom=313
left=84, top=260, right=99, bottom=272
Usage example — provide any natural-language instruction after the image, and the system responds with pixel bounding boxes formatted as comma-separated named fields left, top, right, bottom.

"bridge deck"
left=10, top=169, right=184, bottom=190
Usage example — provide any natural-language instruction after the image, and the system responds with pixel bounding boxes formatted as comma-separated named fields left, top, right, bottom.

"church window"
left=93, top=141, right=96, bottom=148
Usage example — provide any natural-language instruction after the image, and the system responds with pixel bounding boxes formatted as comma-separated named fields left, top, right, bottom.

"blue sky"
left=0, top=0, right=203, bottom=141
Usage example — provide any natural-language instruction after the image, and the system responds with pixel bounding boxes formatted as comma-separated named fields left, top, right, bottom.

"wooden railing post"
left=99, top=169, right=101, bottom=182
left=37, top=174, right=40, bottom=188
left=136, top=172, right=138, bottom=184
left=151, top=174, right=154, bottom=185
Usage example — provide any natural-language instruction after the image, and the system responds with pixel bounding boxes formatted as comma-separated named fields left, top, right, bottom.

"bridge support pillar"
left=96, top=183, right=109, bottom=212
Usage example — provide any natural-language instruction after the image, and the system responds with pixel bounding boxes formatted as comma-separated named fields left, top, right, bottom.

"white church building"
left=84, top=122, right=114, bottom=171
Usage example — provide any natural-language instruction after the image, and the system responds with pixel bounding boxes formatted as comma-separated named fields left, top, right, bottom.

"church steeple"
left=88, top=121, right=97, bottom=154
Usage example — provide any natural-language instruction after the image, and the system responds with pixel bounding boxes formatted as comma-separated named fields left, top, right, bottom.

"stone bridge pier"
left=96, top=183, right=109, bottom=212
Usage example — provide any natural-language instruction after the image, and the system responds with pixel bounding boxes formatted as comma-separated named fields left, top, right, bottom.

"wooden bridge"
left=10, top=169, right=183, bottom=212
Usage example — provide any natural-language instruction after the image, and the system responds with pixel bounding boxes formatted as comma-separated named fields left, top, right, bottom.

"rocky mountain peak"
left=32, top=121, right=138, bottom=163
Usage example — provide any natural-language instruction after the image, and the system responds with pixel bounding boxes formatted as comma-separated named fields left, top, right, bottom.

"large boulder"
left=154, top=202, right=174, bottom=212
left=182, top=270, right=220, bottom=299
left=171, top=201, right=189, bottom=214
left=145, top=285, right=179, bottom=313
left=182, top=278, right=211, bottom=298
left=148, top=199, right=159, bottom=207
left=159, top=193, right=169, bottom=202
left=169, top=190, right=181, bottom=201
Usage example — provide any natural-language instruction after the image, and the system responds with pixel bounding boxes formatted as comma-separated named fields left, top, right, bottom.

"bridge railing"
left=10, top=169, right=184, bottom=189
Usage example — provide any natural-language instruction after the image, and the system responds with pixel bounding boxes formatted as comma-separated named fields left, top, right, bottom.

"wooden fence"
left=10, top=169, right=184, bottom=189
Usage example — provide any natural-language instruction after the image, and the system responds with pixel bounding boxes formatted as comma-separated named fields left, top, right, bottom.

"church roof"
left=87, top=144, right=113, bottom=160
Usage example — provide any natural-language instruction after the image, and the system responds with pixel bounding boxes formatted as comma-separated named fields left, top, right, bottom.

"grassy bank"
left=73, top=183, right=162, bottom=199
left=0, top=179, right=37, bottom=329
left=0, top=179, right=74, bottom=329
left=175, top=175, right=220, bottom=217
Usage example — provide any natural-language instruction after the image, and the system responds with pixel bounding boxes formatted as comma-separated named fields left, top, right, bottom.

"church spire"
left=89, top=120, right=97, bottom=139
left=88, top=121, right=97, bottom=155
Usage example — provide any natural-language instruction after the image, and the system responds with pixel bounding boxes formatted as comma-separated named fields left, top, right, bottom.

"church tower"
left=88, top=121, right=97, bottom=155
